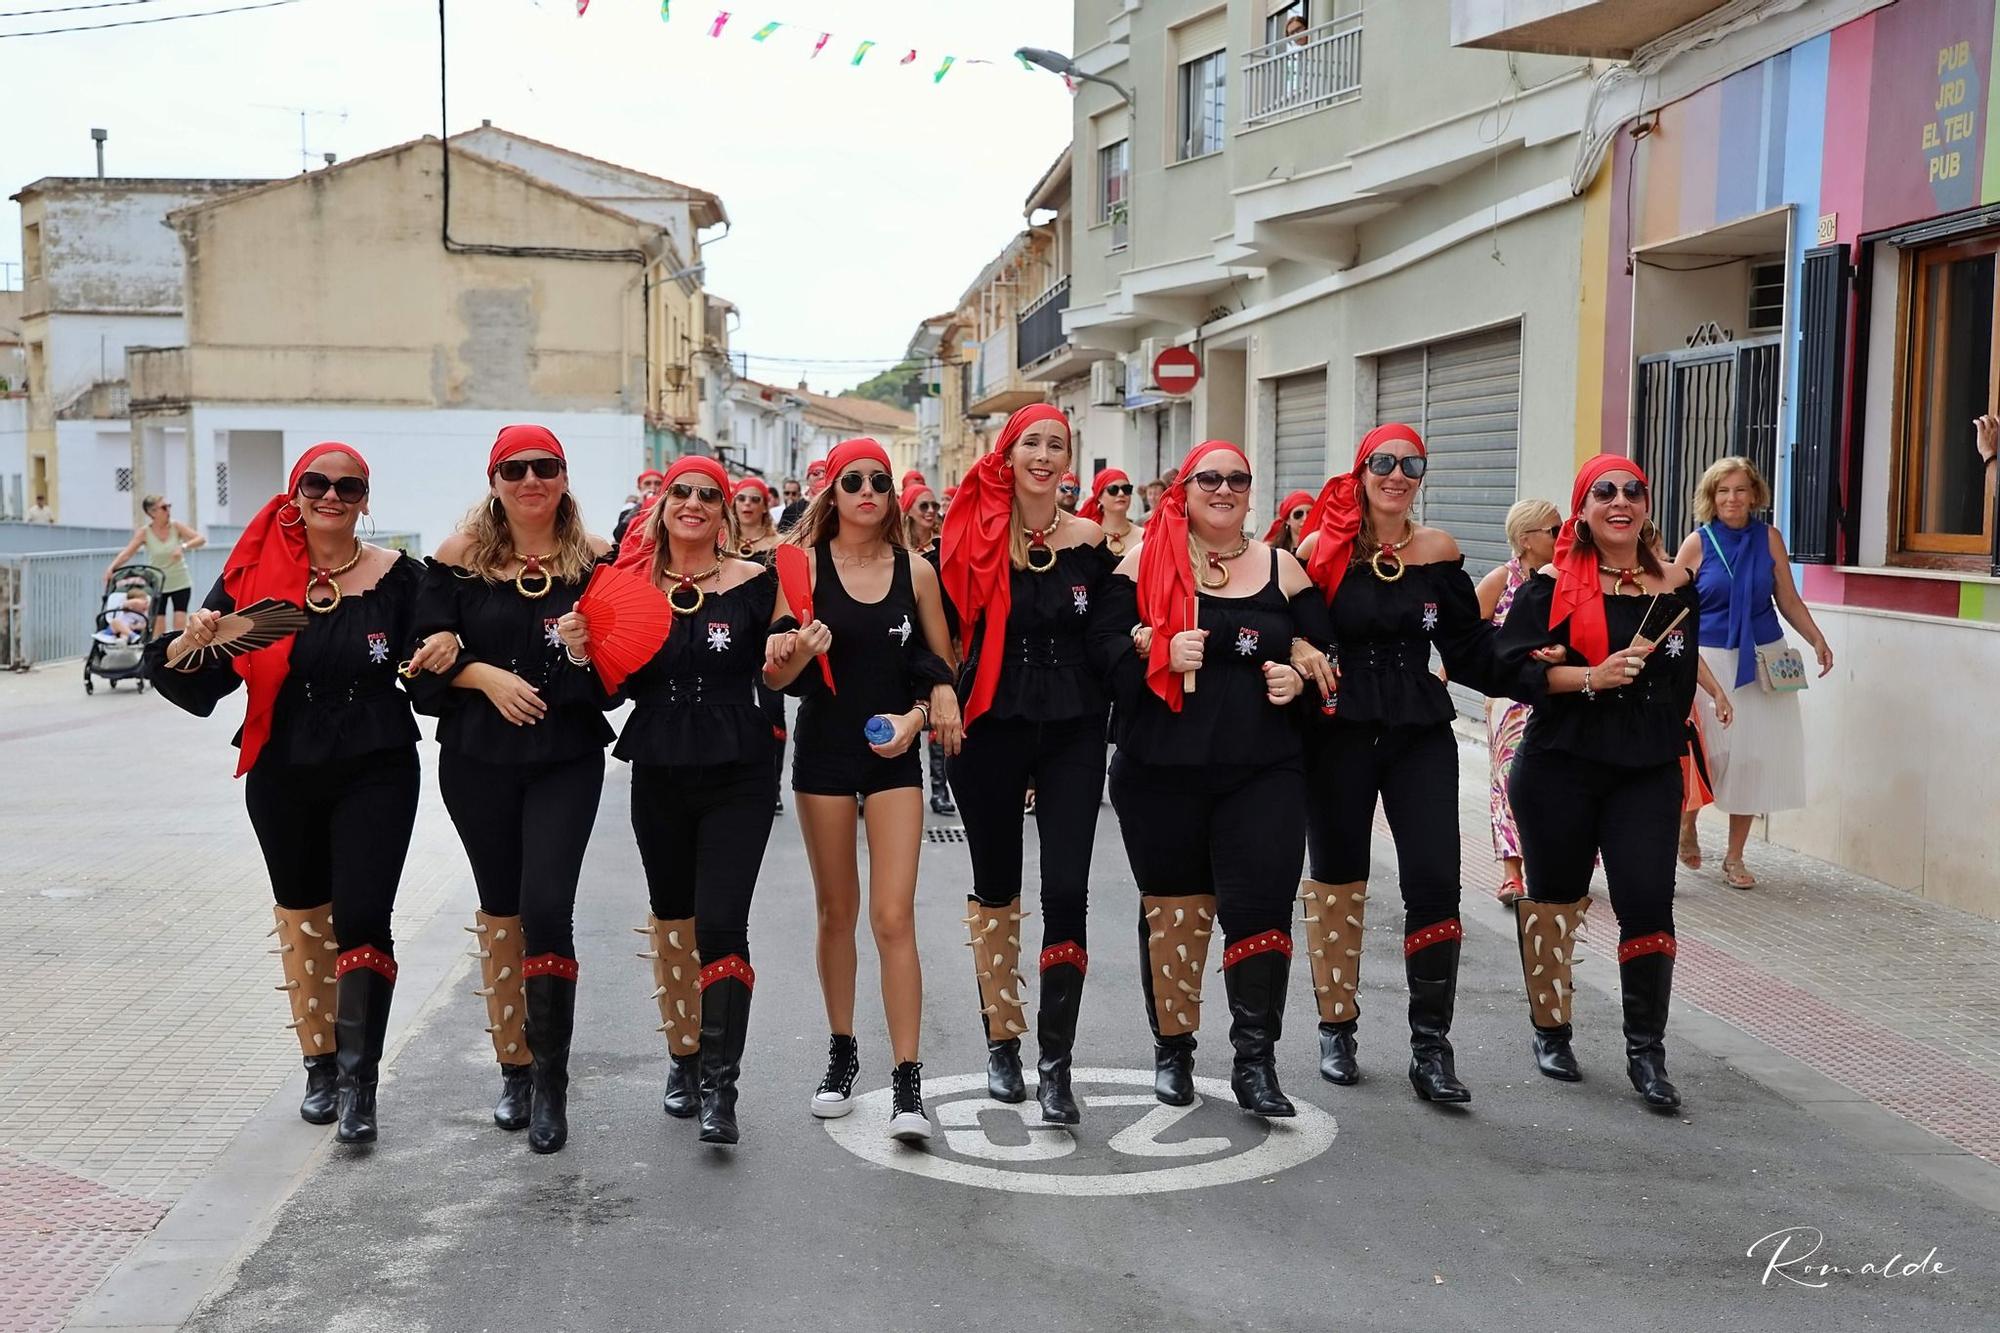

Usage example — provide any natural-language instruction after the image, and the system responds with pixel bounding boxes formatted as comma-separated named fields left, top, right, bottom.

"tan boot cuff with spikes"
left=639, top=916, right=702, bottom=1059
left=466, top=911, right=531, bottom=1066
left=270, top=904, right=338, bottom=1058
left=963, top=897, right=1029, bottom=1042
left=1299, top=880, right=1366, bottom=1026
left=1516, top=897, right=1589, bottom=1029
left=1142, top=894, right=1215, bottom=1038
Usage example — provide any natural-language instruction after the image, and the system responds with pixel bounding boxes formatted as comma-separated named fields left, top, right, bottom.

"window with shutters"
left=1895, top=233, right=2000, bottom=565
left=1177, top=51, right=1227, bottom=160
left=1097, top=138, right=1129, bottom=251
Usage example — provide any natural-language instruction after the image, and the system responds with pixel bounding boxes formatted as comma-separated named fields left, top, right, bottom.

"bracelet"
left=1578, top=666, right=1597, bottom=701
left=911, top=700, right=931, bottom=726
left=564, top=647, right=590, bottom=667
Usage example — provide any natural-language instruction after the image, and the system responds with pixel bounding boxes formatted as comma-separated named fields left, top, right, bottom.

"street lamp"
left=1015, top=47, right=1135, bottom=107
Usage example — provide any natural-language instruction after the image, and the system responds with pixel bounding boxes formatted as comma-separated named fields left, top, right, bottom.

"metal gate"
left=1274, top=370, right=1329, bottom=496
left=1633, top=333, right=1780, bottom=544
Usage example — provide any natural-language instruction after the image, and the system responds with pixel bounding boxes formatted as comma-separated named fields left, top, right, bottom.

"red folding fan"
left=575, top=563, right=675, bottom=693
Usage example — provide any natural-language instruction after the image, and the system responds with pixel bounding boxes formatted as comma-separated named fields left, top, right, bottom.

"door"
left=1273, top=370, right=1329, bottom=496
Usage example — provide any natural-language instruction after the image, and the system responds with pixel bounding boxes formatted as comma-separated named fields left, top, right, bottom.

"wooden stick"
left=1629, top=603, right=1690, bottom=652
left=1183, top=595, right=1198, bottom=695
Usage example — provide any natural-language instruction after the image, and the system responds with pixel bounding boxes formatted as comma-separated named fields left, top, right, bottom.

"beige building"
left=793, top=385, right=918, bottom=478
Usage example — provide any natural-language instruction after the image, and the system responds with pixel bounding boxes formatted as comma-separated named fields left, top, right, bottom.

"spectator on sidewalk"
left=104, top=495, right=205, bottom=634
left=778, top=459, right=828, bottom=532
left=24, top=493, right=54, bottom=523
left=1672, top=457, right=1832, bottom=890
left=1475, top=498, right=1560, bottom=907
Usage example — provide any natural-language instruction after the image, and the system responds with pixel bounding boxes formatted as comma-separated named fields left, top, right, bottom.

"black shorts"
left=155, top=587, right=191, bottom=615
left=791, top=740, right=922, bottom=797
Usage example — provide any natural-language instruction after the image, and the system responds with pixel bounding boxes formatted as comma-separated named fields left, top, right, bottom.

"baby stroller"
left=85, top=564, right=165, bottom=695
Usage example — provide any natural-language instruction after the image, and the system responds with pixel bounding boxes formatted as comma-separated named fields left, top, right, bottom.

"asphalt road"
left=184, top=759, right=2000, bottom=1333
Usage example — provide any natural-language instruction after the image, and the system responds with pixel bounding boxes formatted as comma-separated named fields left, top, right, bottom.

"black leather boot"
left=1140, top=896, right=1213, bottom=1107
left=986, top=1041, right=1026, bottom=1103
left=1620, top=939, right=1681, bottom=1111
left=1405, top=920, right=1471, bottom=1105
left=662, top=1055, right=699, bottom=1119
left=524, top=962, right=578, bottom=1154
left=332, top=949, right=396, bottom=1144
left=1532, top=1027, right=1582, bottom=1081
left=1317, top=1023, right=1358, bottom=1085
left=1035, top=954, right=1085, bottom=1125
left=1223, top=940, right=1296, bottom=1118
left=495, top=1064, right=534, bottom=1130
left=928, top=735, right=956, bottom=815
left=697, top=961, right=754, bottom=1145
left=299, top=1055, right=339, bottom=1125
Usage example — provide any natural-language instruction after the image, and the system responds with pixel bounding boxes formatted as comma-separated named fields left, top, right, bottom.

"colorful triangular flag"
left=812, top=32, right=829, bottom=56
left=899, top=49, right=917, bottom=65
left=752, top=21, right=779, bottom=41
left=659, top=0, right=670, bottom=20
left=575, top=0, right=588, bottom=13
left=850, top=40, right=875, bottom=65
left=933, top=56, right=955, bottom=83
left=708, top=10, right=729, bottom=38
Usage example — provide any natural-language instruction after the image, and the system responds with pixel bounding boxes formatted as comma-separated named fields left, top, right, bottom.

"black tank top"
left=794, top=544, right=924, bottom=756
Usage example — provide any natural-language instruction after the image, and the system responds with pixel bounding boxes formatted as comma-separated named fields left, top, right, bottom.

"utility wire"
left=1, top=0, right=177, bottom=17
left=0, top=0, right=297, bottom=36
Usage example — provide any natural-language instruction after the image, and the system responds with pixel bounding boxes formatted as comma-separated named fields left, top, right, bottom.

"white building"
left=720, top=377, right=806, bottom=482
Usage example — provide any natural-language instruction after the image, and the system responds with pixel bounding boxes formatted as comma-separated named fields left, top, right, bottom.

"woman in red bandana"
left=763, top=438, right=961, bottom=1142
left=939, top=404, right=1115, bottom=1124
left=1077, top=468, right=1138, bottom=556
left=412, top=425, right=616, bottom=1155
left=1262, top=490, right=1316, bottom=555
left=1292, top=424, right=1503, bottom=1103
left=729, top=477, right=788, bottom=812
left=613, top=468, right=667, bottom=551
left=567, top=457, right=776, bottom=1145
left=148, top=444, right=454, bottom=1145
left=1087, top=441, right=1332, bottom=1118
left=1493, top=454, right=1697, bottom=1111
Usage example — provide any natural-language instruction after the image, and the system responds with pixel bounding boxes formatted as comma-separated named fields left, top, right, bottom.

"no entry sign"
left=1152, top=345, right=1201, bottom=395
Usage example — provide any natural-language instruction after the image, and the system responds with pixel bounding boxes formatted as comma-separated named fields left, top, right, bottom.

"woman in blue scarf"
left=1671, top=458, right=1833, bottom=888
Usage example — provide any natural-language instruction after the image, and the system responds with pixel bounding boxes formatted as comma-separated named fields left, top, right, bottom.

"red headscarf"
left=804, top=458, right=830, bottom=494
left=901, top=468, right=928, bottom=490
left=1301, top=423, right=1426, bottom=605
left=1549, top=453, right=1650, bottom=666
left=1262, top=489, right=1315, bottom=546
left=488, top=423, right=567, bottom=475
left=222, top=442, right=369, bottom=777
left=940, top=403, right=1071, bottom=727
left=900, top=479, right=937, bottom=517
left=1077, top=468, right=1129, bottom=523
left=1136, top=440, right=1249, bottom=712
left=734, top=476, right=773, bottom=503
left=614, top=455, right=732, bottom=571
left=637, top=468, right=666, bottom=487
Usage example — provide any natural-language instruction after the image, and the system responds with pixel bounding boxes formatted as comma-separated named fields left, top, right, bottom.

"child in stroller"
left=85, top=566, right=164, bottom=693
left=97, top=583, right=154, bottom=645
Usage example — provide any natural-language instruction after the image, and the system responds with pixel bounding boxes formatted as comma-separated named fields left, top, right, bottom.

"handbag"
left=1753, top=643, right=1809, bottom=693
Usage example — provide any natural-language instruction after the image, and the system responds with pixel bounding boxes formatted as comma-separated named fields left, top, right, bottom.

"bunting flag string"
left=751, top=20, right=778, bottom=41
left=850, top=39, right=874, bottom=65
left=707, top=10, right=728, bottom=37
left=812, top=31, right=828, bottom=56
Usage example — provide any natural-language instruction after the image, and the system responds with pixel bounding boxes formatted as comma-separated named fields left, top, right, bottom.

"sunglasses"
left=1189, top=470, right=1253, bottom=494
left=1289, top=507, right=1311, bottom=522
left=494, top=457, right=566, bottom=483
left=912, top=500, right=939, bottom=515
left=669, top=482, right=725, bottom=505
left=1588, top=478, right=1649, bottom=504
left=1539, top=524, right=1561, bottom=539
left=1058, top=484, right=1080, bottom=495
left=1103, top=483, right=1134, bottom=497
left=838, top=471, right=893, bottom=495
left=297, top=472, right=369, bottom=503
left=1363, top=453, right=1428, bottom=479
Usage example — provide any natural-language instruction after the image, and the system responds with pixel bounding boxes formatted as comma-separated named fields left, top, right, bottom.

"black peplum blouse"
left=613, top=570, right=777, bottom=768
left=953, top=541, right=1115, bottom=723
left=1321, top=557, right=1497, bottom=727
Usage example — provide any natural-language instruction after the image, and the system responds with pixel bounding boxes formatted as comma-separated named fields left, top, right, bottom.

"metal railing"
left=1242, top=12, right=1363, bottom=129
left=1017, top=278, right=1071, bottom=369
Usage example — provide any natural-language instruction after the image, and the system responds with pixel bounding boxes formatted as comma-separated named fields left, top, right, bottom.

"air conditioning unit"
left=1090, top=359, right=1124, bottom=408
left=1136, top=337, right=1167, bottom=390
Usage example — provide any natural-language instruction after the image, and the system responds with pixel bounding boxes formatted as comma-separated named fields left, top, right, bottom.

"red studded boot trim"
left=1617, top=932, right=1678, bottom=964
left=1403, top=918, right=1464, bottom=957
left=1039, top=942, right=1088, bottom=975
left=699, top=955, right=756, bottom=990
left=334, top=946, right=399, bottom=984
left=523, top=953, right=580, bottom=981
left=1221, top=930, right=1293, bottom=968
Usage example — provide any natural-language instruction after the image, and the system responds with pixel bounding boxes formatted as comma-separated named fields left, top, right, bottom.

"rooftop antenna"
left=90, top=128, right=107, bottom=178
left=254, top=104, right=349, bottom=173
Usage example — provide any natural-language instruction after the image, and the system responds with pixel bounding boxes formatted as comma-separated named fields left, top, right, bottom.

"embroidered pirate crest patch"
left=707, top=622, right=732, bottom=652
left=1235, top=627, right=1260, bottom=656
left=1663, top=629, right=1685, bottom=658
left=1071, top=584, right=1089, bottom=615
left=366, top=632, right=389, bottom=664
left=543, top=618, right=563, bottom=648
left=1421, top=602, right=1439, bottom=632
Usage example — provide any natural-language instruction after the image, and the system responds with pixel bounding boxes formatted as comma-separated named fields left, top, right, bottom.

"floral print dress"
left=1486, top=557, right=1530, bottom=862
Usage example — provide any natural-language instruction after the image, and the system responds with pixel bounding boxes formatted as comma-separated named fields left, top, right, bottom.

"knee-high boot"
left=270, top=904, right=339, bottom=1124
left=1516, top=897, right=1588, bottom=1081
left=524, top=956, right=579, bottom=1154
left=1139, top=895, right=1215, bottom=1106
left=965, top=897, right=1030, bottom=1102
left=467, top=911, right=533, bottom=1130
left=696, top=957, right=754, bottom=1144
left=1035, top=944, right=1086, bottom=1125
left=1222, top=932, right=1295, bottom=1118
left=927, top=734, right=955, bottom=815
left=1405, top=918, right=1471, bottom=1104
left=332, top=947, right=397, bottom=1144
left=1299, top=881, right=1365, bottom=1084
left=639, top=917, right=702, bottom=1118
left=1619, top=933, right=1681, bottom=1111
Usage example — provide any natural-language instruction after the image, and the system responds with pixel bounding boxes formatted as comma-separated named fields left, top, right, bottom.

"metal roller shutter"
left=1274, top=370, right=1329, bottom=497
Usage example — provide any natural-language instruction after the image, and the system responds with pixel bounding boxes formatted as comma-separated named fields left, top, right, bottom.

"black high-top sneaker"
left=810, top=1034, right=860, bottom=1118
left=888, top=1061, right=932, bottom=1142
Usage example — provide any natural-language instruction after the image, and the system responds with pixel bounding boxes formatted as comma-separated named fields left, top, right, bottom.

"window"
left=1177, top=50, right=1227, bottom=160
left=215, top=460, right=230, bottom=507
left=1747, top=259, right=1786, bottom=333
left=1899, top=235, right=1999, bottom=558
left=22, top=222, right=41, bottom=280
left=1097, top=139, right=1129, bottom=251
left=1265, top=0, right=1309, bottom=45
left=114, top=466, right=132, bottom=493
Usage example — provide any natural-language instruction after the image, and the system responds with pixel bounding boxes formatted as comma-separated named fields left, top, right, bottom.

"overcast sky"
left=0, top=0, right=1075, bottom=391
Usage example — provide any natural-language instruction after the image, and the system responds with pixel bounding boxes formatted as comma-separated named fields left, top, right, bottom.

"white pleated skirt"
left=1693, top=641, right=1808, bottom=815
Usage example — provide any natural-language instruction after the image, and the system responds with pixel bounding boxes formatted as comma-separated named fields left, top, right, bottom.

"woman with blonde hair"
left=412, top=424, right=615, bottom=1154
left=1475, top=498, right=1561, bottom=905
left=105, top=494, right=207, bottom=633
left=765, top=438, right=961, bottom=1141
left=1671, top=457, right=1831, bottom=889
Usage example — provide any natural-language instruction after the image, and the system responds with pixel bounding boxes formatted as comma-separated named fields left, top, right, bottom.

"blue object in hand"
left=864, top=714, right=896, bottom=745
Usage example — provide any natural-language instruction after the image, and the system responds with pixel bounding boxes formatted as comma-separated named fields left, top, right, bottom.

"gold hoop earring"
left=363, top=513, right=376, bottom=538
left=489, top=496, right=504, bottom=522
left=277, top=501, right=305, bottom=528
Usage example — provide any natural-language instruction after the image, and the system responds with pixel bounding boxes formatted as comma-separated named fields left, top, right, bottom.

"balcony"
left=1017, top=278, right=1070, bottom=370
left=1451, top=0, right=1732, bottom=59
left=965, top=330, right=1044, bottom=418
left=1242, top=13, right=1363, bottom=131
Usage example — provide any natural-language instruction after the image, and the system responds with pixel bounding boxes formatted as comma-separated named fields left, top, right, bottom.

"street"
left=7, top=666, right=1998, bottom=1332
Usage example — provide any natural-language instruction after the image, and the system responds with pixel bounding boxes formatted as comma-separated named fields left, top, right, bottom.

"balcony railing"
left=1242, top=13, right=1363, bottom=130
left=1017, top=277, right=1071, bottom=369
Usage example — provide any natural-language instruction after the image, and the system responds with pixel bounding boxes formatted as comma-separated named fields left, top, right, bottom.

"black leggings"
left=1107, top=753, right=1304, bottom=945
left=1511, top=750, right=1679, bottom=940
left=630, top=760, right=774, bottom=962
left=438, top=749, right=605, bottom=960
left=949, top=714, right=1105, bottom=950
left=245, top=747, right=419, bottom=955
left=1304, top=719, right=1461, bottom=929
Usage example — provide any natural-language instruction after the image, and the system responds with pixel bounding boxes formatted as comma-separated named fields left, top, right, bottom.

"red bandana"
left=488, top=423, right=567, bottom=475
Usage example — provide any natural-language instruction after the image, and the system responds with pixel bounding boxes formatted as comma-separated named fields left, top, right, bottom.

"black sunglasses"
left=1539, top=524, right=1562, bottom=539
left=668, top=481, right=726, bottom=505
left=1190, top=469, right=1253, bottom=494
left=494, top=457, right=566, bottom=483
left=1363, top=453, right=1427, bottom=479
left=1588, top=478, right=1649, bottom=503
left=1289, top=507, right=1311, bottom=521
left=1103, top=483, right=1134, bottom=497
left=838, top=471, right=893, bottom=495
left=297, top=472, right=369, bottom=503
left=912, top=500, right=939, bottom=514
